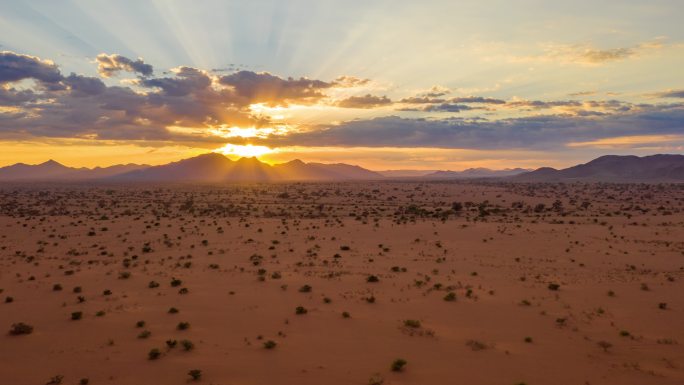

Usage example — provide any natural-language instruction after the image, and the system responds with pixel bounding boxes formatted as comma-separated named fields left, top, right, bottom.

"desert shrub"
left=466, top=339, right=488, bottom=351
left=71, top=311, right=83, bottom=320
left=188, top=369, right=202, bottom=380
left=263, top=340, right=277, bottom=349
left=443, top=292, right=456, bottom=302
left=168, top=307, right=179, bottom=314
left=295, top=306, right=308, bottom=315
left=547, top=283, right=560, bottom=291
left=181, top=339, right=194, bottom=351
left=136, top=320, right=146, bottom=328
left=148, top=281, right=160, bottom=289
left=138, top=330, right=151, bottom=339
left=367, top=275, right=380, bottom=283
left=177, top=321, right=190, bottom=330
left=342, top=311, right=351, bottom=318
left=299, top=284, right=312, bottom=293
left=391, top=358, right=407, bottom=372
left=9, top=322, right=33, bottom=335
left=178, top=288, right=189, bottom=294
left=171, top=278, right=182, bottom=287
left=148, top=348, right=161, bottom=360
left=597, top=340, right=612, bottom=352
left=403, top=319, right=421, bottom=328
left=166, top=339, right=177, bottom=348
left=46, top=375, right=64, bottom=384
left=53, top=284, right=63, bottom=291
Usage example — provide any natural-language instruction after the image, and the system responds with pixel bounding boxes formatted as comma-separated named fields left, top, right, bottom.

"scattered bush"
left=188, top=369, right=202, bottom=381
left=9, top=322, right=33, bottom=335
left=391, top=358, right=407, bottom=372
left=443, top=292, right=456, bottom=302
left=295, top=306, right=308, bottom=315
left=148, top=348, right=161, bottom=360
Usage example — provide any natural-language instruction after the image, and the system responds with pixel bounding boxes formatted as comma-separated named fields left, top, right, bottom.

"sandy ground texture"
left=1, top=181, right=683, bottom=385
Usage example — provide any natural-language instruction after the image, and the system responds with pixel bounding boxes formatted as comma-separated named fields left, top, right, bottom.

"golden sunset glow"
left=214, top=144, right=274, bottom=159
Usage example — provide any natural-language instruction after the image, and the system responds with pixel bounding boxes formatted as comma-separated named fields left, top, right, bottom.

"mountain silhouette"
left=514, top=154, right=684, bottom=182
left=424, top=167, right=531, bottom=179
left=2, top=153, right=684, bottom=182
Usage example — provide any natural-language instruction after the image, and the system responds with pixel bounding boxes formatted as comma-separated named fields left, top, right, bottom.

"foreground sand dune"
left=1, top=181, right=683, bottom=384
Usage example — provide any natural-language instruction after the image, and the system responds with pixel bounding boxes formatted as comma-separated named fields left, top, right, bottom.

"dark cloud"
left=238, top=107, right=684, bottom=150
left=399, top=97, right=446, bottom=104
left=450, top=96, right=506, bottom=104
left=422, top=103, right=473, bottom=112
left=336, top=94, right=392, bottom=109
left=0, top=87, right=36, bottom=105
left=140, top=66, right=212, bottom=96
left=96, top=53, right=154, bottom=78
left=219, top=70, right=332, bottom=106
left=658, top=90, right=684, bottom=98
left=64, top=74, right=107, bottom=97
left=507, top=100, right=582, bottom=109
left=0, top=51, right=62, bottom=84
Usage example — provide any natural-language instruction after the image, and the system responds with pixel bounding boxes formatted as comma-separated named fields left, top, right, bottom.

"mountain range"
left=0, top=153, right=382, bottom=182
left=513, top=154, right=684, bottom=182
left=1, top=153, right=683, bottom=182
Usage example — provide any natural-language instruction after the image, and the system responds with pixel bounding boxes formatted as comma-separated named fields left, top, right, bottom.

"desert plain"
left=1, top=181, right=683, bottom=385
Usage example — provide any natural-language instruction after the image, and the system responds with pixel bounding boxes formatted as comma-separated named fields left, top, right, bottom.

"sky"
left=0, top=0, right=683, bottom=170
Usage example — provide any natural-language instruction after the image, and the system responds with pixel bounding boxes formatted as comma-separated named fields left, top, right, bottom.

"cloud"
left=2, top=49, right=682, bottom=155
left=399, top=97, right=446, bottom=104
left=140, top=66, right=211, bottom=96
left=336, top=94, right=392, bottom=109
left=508, top=40, right=667, bottom=66
left=0, top=51, right=63, bottom=84
left=450, top=96, right=506, bottom=104
left=422, top=103, right=473, bottom=112
left=239, top=107, right=684, bottom=151
left=332, top=76, right=371, bottom=87
left=64, top=74, right=107, bottom=96
left=657, top=90, right=684, bottom=98
left=219, top=70, right=332, bottom=106
left=96, top=53, right=154, bottom=77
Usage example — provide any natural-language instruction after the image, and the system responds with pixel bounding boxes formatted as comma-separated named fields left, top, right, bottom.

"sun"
left=214, top=144, right=274, bottom=158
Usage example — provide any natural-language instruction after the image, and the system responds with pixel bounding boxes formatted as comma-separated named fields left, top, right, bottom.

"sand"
left=1, top=181, right=683, bottom=385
